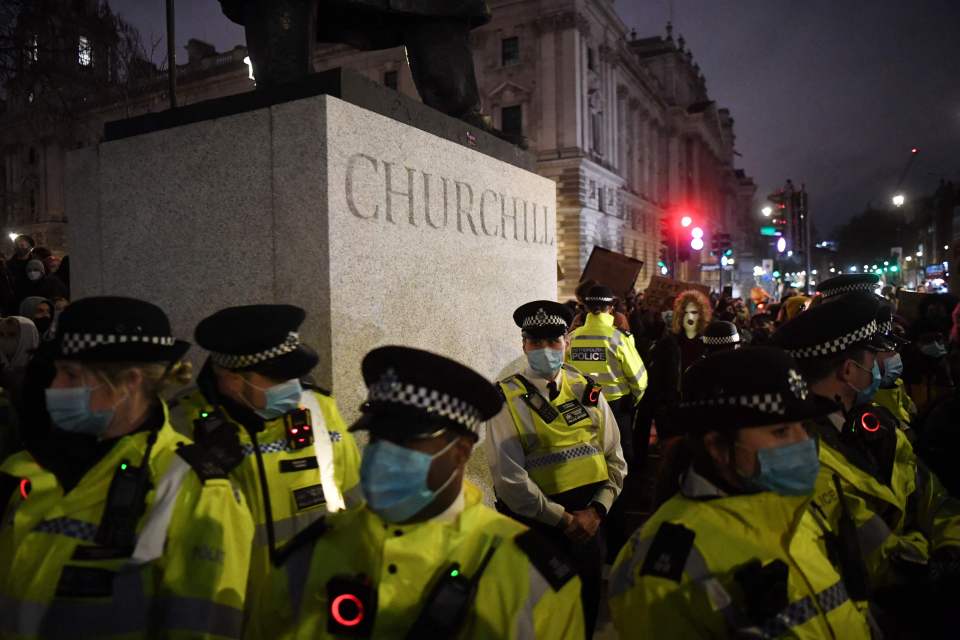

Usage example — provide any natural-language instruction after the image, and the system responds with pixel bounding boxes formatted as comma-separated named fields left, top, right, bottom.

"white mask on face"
left=27, top=271, right=42, bottom=281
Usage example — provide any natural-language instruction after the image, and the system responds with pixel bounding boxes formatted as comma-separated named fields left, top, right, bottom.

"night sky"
left=110, top=0, right=960, bottom=237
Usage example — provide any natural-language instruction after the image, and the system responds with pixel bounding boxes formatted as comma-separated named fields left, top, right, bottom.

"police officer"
left=566, top=285, right=647, bottom=463
left=701, top=320, right=742, bottom=357
left=487, top=300, right=626, bottom=637
left=872, top=304, right=917, bottom=430
left=247, top=345, right=584, bottom=639
left=168, top=305, right=362, bottom=615
left=608, top=347, right=872, bottom=639
left=816, top=273, right=882, bottom=301
left=0, top=297, right=254, bottom=638
left=772, top=292, right=960, bottom=635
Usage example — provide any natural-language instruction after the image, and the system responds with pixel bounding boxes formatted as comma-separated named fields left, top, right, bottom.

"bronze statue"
left=219, top=0, right=490, bottom=125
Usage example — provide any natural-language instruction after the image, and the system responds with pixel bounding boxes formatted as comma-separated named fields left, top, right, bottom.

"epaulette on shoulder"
left=175, top=443, right=228, bottom=483
left=513, top=529, right=577, bottom=591
left=639, top=522, right=696, bottom=583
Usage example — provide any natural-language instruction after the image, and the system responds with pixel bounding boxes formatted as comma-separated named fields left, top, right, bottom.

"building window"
left=78, top=35, right=92, bottom=66
left=27, top=35, right=38, bottom=63
left=383, top=70, right=398, bottom=90
left=501, top=105, right=522, bottom=137
left=591, top=113, right=603, bottom=155
left=501, top=37, right=520, bottom=66
left=587, top=47, right=596, bottom=71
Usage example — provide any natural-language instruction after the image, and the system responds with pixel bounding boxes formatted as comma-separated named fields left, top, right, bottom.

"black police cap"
left=195, top=304, right=318, bottom=378
left=352, top=346, right=503, bottom=438
left=771, top=292, right=889, bottom=360
left=54, top=296, right=190, bottom=363
left=816, top=273, right=879, bottom=301
left=583, top=285, right=616, bottom=307
left=702, top=321, right=740, bottom=348
left=677, top=347, right=837, bottom=433
left=512, top=300, right=573, bottom=339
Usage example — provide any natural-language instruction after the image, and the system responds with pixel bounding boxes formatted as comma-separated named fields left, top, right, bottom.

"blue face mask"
left=849, top=360, right=882, bottom=405
left=360, top=437, right=459, bottom=523
left=45, top=386, right=115, bottom=437
left=880, top=353, right=903, bottom=387
left=247, top=378, right=303, bottom=420
left=743, top=438, right=820, bottom=496
left=526, top=347, right=564, bottom=379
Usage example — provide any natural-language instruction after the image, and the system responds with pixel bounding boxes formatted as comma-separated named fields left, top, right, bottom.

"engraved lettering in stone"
left=343, top=152, right=554, bottom=247
left=383, top=161, right=416, bottom=225
left=500, top=192, right=518, bottom=241
left=455, top=181, right=479, bottom=236
left=346, top=153, right=380, bottom=220
left=479, top=190, right=501, bottom=237
left=423, top=173, right=447, bottom=229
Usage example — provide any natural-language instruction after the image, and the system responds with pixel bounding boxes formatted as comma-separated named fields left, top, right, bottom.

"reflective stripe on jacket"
left=609, top=468, right=872, bottom=639
left=0, top=404, right=255, bottom=639
left=246, top=482, right=584, bottom=639
left=566, top=312, right=647, bottom=402
left=499, top=365, right=608, bottom=496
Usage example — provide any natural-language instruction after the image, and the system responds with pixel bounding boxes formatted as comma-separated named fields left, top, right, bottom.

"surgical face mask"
left=880, top=353, right=904, bottom=387
left=526, top=347, right=564, bottom=379
left=360, top=436, right=460, bottom=523
left=245, top=377, right=303, bottom=420
left=45, top=386, right=115, bottom=437
left=848, top=360, right=882, bottom=405
left=740, top=438, right=820, bottom=496
left=26, top=270, right=42, bottom=281
left=919, top=341, right=947, bottom=359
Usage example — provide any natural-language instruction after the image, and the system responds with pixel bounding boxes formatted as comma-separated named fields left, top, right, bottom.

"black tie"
left=547, top=381, right=559, bottom=401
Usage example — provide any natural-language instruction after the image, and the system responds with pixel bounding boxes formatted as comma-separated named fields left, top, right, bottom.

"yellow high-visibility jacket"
left=566, top=312, right=647, bottom=403
left=0, top=403, right=254, bottom=639
left=246, top=482, right=584, bottom=639
left=874, top=379, right=918, bottom=428
left=609, top=467, right=871, bottom=639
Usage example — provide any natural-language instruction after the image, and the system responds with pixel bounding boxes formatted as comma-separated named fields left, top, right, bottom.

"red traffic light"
left=680, top=215, right=693, bottom=228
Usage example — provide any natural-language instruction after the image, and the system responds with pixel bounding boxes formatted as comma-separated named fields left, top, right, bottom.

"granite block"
left=65, top=146, right=102, bottom=297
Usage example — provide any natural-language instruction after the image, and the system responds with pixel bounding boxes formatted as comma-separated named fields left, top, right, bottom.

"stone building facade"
left=3, top=0, right=756, bottom=295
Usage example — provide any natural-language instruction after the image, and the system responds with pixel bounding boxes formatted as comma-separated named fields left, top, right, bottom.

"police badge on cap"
left=513, top=300, right=573, bottom=339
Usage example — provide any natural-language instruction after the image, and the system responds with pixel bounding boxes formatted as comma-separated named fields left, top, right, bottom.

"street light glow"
left=905, top=256, right=912, bottom=262
left=777, top=237, right=786, bottom=253
left=7, top=233, right=17, bottom=242
left=691, top=237, right=704, bottom=251
left=691, top=227, right=704, bottom=239
left=829, top=267, right=836, bottom=273
left=850, top=266, right=858, bottom=272
left=680, top=216, right=693, bottom=228
left=761, top=206, right=773, bottom=217
left=892, top=194, right=905, bottom=208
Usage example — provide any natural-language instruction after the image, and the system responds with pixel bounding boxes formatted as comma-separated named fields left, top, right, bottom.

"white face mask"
left=27, top=271, right=42, bottom=281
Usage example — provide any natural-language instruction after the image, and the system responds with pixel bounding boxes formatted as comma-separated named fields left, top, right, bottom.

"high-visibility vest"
left=566, top=312, right=647, bottom=403
left=168, top=387, right=363, bottom=609
left=246, top=482, right=585, bottom=639
left=498, top=365, right=608, bottom=496
left=0, top=403, right=255, bottom=639
left=874, top=379, right=917, bottom=427
left=609, top=471, right=872, bottom=639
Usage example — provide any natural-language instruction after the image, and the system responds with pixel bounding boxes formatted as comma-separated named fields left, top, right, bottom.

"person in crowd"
left=609, top=347, right=872, bottom=638
left=778, top=295, right=810, bottom=323
left=168, top=304, right=362, bottom=619
left=773, top=292, right=960, bottom=636
left=6, top=235, right=35, bottom=295
left=17, top=259, right=68, bottom=304
left=19, top=296, right=55, bottom=339
left=570, top=279, right=631, bottom=333
left=248, top=345, right=585, bottom=639
left=0, top=296, right=254, bottom=638
left=750, top=312, right=775, bottom=345
left=634, top=308, right=679, bottom=464
left=873, top=306, right=918, bottom=431
left=0, top=257, right=15, bottom=316
left=902, top=319, right=954, bottom=415
left=816, top=273, right=880, bottom=302
left=53, top=255, right=70, bottom=298
left=0, top=316, right=39, bottom=461
left=488, top=300, right=625, bottom=637
left=671, top=289, right=711, bottom=374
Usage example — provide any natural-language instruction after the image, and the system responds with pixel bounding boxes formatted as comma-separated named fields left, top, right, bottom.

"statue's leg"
left=402, top=18, right=481, bottom=118
left=241, top=0, right=317, bottom=89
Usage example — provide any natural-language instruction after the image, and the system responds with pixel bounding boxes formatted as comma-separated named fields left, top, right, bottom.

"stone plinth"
left=66, top=78, right=557, bottom=501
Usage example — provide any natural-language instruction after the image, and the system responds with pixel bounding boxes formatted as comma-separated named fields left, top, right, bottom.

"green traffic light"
left=724, top=249, right=733, bottom=257
left=772, top=270, right=781, bottom=278
left=891, top=266, right=899, bottom=272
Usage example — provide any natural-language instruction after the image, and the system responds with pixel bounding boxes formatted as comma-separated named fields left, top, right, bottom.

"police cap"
left=583, top=285, right=616, bottom=307
left=352, top=345, right=502, bottom=439
left=771, top=291, right=891, bottom=360
left=816, top=273, right=880, bottom=301
left=702, top=321, right=741, bottom=350
left=195, top=304, right=318, bottom=378
left=678, top=347, right=836, bottom=433
left=513, top=300, right=573, bottom=339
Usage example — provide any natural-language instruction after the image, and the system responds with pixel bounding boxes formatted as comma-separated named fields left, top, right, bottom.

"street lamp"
left=7, top=233, right=17, bottom=242
left=761, top=205, right=773, bottom=217
left=777, top=237, right=786, bottom=253
left=680, top=215, right=693, bottom=228
left=691, top=237, right=704, bottom=251
left=892, top=194, right=905, bottom=208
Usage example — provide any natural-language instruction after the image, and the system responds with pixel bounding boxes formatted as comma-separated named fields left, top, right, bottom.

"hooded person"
left=6, top=234, right=34, bottom=293
left=16, top=259, right=67, bottom=304
left=0, top=316, right=38, bottom=461
left=19, top=295, right=55, bottom=339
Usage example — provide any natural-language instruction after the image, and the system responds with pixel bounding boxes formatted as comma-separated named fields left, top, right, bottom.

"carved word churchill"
left=345, top=153, right=554, bottom=246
